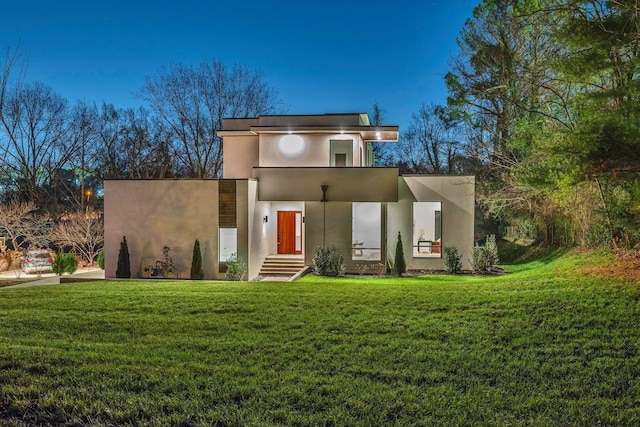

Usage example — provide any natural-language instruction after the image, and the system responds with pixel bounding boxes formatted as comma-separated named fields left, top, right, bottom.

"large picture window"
left=352, top=202, right=381, bottom=261
left=413, top=202, right=442, bottom=258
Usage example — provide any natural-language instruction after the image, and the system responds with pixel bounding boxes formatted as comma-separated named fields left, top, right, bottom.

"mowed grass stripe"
left=1, top=252, right=639, bottom=426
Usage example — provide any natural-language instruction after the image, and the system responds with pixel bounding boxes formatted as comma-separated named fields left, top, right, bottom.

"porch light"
left=263, top=215, right=268, bottom=223
left=321, top=185, right=328, bottom=202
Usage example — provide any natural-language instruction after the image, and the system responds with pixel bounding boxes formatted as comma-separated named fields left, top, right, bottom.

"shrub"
left=470, top=243, right=488, bottom=274
left=443, top=245, right=462, bottom=274
left=64, top=253, right=78, bottom=274
left=97, top=248, right=105, bottom=270
left=516, top=218, right=539, bottom=241
left=52, top=252, right=66, bottom=276
left=52, top=252, right=79, bottom=275
left=394, top=231, right=406, bottom=276
left=116, top=236, right=131, bottom=278
left=485, top=234, right=500, bottom=269
left=190, top=239, right=204, bottom=280
left=313, top=246, right=345, bottom=277
left=584, top=223, right=611, bottom=249
left=225, top=253, right=246, bottom=281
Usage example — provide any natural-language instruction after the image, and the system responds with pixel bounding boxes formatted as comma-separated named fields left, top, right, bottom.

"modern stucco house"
left=104, top=113, right=475, bottom=280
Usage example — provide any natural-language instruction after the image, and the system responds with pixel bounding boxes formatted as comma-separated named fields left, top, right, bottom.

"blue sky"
left=1, top=0, right=478, bottom=131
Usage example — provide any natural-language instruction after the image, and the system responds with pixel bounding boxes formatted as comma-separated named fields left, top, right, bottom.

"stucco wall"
left=222, top=135, right=259, bottom=179
left=247, top=181, right=269, bottom=280
left=104, top=180, right=250, bottom=280
left=304, top=202, right=351, bottom=267
left=303, top=201, right=386, bottom=273
left=252, top=167, right=398, bottom=202
left=387, top=176, right=475, bottom=271
left=258, top=134, right=363, bottom=167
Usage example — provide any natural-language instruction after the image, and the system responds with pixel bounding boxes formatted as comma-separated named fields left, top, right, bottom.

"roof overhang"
left=218, top=125, right=399, bottom=142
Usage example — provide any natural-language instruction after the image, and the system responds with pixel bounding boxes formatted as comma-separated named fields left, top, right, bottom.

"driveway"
left=0, top=268, right=105, bottom=289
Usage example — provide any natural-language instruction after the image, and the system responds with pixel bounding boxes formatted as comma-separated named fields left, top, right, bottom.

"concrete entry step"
left=259, top=254, right=306, bottom=277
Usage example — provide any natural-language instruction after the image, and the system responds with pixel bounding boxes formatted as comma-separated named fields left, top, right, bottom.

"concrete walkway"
left=0, top=268, right=105, bottom=289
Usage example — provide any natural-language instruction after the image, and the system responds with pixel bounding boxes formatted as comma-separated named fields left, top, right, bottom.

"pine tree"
left=116, top=235, right=131, bottom=278
left=97, top=249, right=105, bottom=270
left=394, top=231, right=406, bottom=276
left=190, top=239, right=204, bottom=280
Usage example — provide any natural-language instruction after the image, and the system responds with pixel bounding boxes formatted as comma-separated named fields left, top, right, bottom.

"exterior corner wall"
left=235, top=180, right=250, bottom=280
left=104, top=179, right=256, bottom=281
left=247, top=180, right=270, bottom=280
left=104, top=180, right=220, bottom=280
left=223, top=135, right=259, bottom=179
left=387, top=176, right=475, bottom=271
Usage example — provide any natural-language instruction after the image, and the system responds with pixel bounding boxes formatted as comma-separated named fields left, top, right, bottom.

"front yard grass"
left=0, top=251, right=638, bottom=425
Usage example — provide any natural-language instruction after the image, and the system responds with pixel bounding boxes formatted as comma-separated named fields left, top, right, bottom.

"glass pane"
left=413, top=202, right=442, bottom=258
left=352, top=202, right=381, bottom=261
left=219, top=228, right=237, bottom=262
left=295, top=212, right=302, bottom=252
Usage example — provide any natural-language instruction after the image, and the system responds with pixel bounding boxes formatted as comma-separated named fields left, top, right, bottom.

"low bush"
left=97, top=249, right=105, bottom=270
left=443, top=245, right=462, bottom=274
left=225, top=253, right=246, bottom=281
left=52, top=252, right=66, bottom=276
left=470, top=244, right=488, bottom=273
left=64, top=253, right=78, bottom=274
left=485, top=234, right=499, bottom=267
left=52, top=252, right=79, bottom=275
left=313, top=246, right=345, bottom=277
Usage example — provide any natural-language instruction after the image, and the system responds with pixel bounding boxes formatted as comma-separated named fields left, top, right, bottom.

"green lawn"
left=1, top=251, right=639, bottom=426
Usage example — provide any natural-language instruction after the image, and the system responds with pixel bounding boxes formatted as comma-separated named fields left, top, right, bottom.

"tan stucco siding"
left=222, top=135, right=259, bottom=179
left=104, top=180, right=251, bottom=280
left=387, top=176, right=475, bottom=271
left=253, top=167, right=399, bottom=202
left=304, top=202, right=351, bottom=266
left=258, top=134, right=364, bottom=167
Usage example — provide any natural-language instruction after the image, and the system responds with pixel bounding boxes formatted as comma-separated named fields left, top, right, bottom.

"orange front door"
left=277, top=211, right=302, bottom=254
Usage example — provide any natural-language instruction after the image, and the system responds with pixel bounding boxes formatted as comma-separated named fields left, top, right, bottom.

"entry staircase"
left=258, top=255, right=307, bottom=279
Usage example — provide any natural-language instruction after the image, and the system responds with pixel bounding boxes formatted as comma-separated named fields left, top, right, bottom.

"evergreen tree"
left=556, top=0, right=640, bottom=246
left=116, top=235, right=131, bottom=278
left=190, top=239, right=204, bottom=280
left=52, top=251, right=66, bottom=276
left=97, top=248, right=105, bottom=270
left=394, top=232, right=406, bottom=276
left=64, top=253, right=78, bottom=275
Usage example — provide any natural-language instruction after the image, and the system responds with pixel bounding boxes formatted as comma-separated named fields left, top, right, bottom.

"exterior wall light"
left=263, top=215, right=268, bottom=223
left=277, top=134, right=307, bottom=159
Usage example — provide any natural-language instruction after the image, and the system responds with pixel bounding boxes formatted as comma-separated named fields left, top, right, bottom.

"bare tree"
left=50, top=214, right=104, bottom=266
left=140, top=59, right=281, bottom=178
left=0, top=81, right=74, bottom=208
left=86, top=103, right=175, bottom=180
left=371, top=102, right=384, bottom=126
left=0, top=200, right=51, bottom=250
left=396, top=103, right=463, bottom=174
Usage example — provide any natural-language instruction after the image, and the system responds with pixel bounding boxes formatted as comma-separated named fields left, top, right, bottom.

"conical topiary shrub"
left=190, top=239, right=204, bottom=280
left=97, top=248, right=105, bottom=270
left=394, top=231, right=406, bottom=276
left=116, top=235, right=131, bottom=278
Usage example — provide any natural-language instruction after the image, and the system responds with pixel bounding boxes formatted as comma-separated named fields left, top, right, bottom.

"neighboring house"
left=104, top=113, right=474, bottom=280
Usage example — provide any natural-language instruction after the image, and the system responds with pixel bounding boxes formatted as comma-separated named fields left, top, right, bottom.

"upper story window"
left=330, top=139, right=353, bottom=167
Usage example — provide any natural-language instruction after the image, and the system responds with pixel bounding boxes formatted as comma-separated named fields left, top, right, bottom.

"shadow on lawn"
left=499, top=239, right=562, bottom=263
